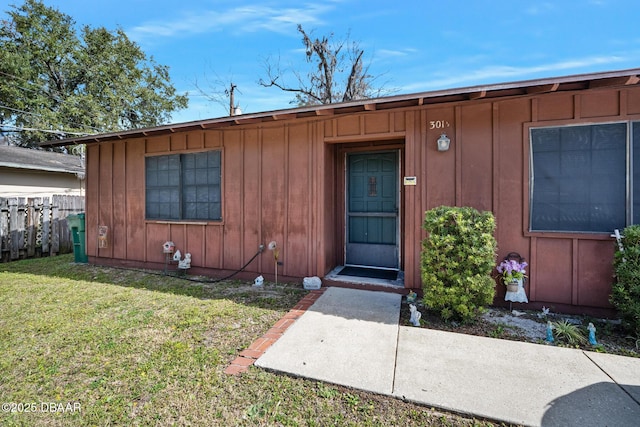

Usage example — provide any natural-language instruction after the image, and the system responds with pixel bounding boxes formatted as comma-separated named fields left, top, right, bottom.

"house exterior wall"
left=0, top=167, right=84, bottom=197
left=84, top=84, right=640, bottom=314
left=85, top=120, right=335, bottom=281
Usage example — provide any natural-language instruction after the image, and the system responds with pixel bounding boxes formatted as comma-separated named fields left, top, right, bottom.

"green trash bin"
left=67, top=213, right=88, bottom=263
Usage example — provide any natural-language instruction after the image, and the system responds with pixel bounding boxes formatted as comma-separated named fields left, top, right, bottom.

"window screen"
left=146, top=151, right=222, bottom=221
left=530, top=123, right=626, bottom=233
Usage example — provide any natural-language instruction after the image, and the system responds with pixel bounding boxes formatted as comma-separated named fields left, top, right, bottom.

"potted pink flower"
left=496, top=259, right=527, bottom=292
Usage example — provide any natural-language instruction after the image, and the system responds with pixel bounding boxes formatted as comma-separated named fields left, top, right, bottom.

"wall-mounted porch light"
left=437, top=133, right=451, bottom=151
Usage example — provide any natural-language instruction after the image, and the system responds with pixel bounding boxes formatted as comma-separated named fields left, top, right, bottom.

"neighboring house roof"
left=42, top=67, right=640, bottom=148
left=0, top=145, right=85, bottom=176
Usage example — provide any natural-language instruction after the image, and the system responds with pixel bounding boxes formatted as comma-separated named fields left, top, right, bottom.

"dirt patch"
left=400, top=299, right=640, bottom=358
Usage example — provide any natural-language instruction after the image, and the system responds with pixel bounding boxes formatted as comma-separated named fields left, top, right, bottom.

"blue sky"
left=2, top=0, right=640, bottom=123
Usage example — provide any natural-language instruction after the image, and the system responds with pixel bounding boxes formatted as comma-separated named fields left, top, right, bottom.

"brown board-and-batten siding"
left=321, top=85, right=640, bottom=314
left=522, top=89, right=640, bottom=311
left=75, top=70, right=640, bottom=315
left=85, top=119, right=334, bottom=281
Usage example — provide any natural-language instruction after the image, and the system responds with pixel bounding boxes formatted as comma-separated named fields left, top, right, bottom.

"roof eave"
left=0, top=162, right=84, bottom=174
left=41, top=67, right=640, bottom=148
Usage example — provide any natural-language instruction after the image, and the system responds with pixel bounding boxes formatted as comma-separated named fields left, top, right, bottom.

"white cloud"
left=127, top=3, right=333, bottom=43
left=377, top=48, right=418, bottom=58
left=402, top=54, right=630, bottom=92
left=525, top=2, right=556, bottom=15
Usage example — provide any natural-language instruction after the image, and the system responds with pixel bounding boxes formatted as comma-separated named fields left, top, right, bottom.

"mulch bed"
left=399, top=298, right=640, bottom=358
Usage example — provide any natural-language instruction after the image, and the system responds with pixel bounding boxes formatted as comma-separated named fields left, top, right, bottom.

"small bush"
left=611, top=225, right=640, bottom=338
left=421, top=206, right=497, bottom=322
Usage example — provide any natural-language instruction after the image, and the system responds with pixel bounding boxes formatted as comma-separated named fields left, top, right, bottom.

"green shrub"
left=551, top=320, right=586, bottom=345
left=611, top=225, right=640, bottom=338
left=421, top=206, right=497, bottom=322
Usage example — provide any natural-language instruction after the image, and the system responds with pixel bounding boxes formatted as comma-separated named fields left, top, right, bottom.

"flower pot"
left=506, top=283, right=519, bottom=293
left=505, top=278, right=522, bottom=293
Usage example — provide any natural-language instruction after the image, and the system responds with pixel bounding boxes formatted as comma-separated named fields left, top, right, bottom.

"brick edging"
left=224, top=287, right=326, bottom=375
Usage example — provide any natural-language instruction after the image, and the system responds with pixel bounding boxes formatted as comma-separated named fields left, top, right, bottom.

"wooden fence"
left=0, top=195, right=85, bottom=262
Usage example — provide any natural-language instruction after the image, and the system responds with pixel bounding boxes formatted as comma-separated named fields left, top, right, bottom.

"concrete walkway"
left=256, top=287, right=640, bottom=427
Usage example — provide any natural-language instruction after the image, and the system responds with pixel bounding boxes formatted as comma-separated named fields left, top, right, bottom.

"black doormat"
left=337, top=266, right=397, bottom=281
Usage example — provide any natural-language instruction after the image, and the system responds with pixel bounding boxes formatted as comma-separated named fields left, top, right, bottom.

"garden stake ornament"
left=497, top=253, right=529, bottom=309
left=268, top=241, right=279, bottom=284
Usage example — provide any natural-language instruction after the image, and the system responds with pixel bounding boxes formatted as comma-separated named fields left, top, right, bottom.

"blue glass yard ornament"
left=588, top=322, right=597, bottom=345
left=546, top=321, right=554, bottom=343
left=406, top=290, right=417, bottom=304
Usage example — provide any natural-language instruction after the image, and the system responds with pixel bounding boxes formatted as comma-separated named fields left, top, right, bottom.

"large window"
left=530, top=122, right=640, bottom=233
left=145, top=151, right=221, bottom=221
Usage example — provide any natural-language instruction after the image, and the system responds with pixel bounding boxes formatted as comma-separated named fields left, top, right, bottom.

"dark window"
left=530, top=122, right=632, bottom=233
left=145, top=151, right=221, bottom=221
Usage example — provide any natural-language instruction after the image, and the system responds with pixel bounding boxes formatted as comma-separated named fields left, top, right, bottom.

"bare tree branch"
left=259, top=25, right=390, bottom=106
left=259, top=55, right=323, bottom=104
left=193, top=69, right=245, bottom=115
left=343, top=49, right=363, bottom=102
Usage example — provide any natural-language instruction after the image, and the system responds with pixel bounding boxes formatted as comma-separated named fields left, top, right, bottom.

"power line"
left=0, top=103, right=44, bottom=118
left=0, top=104, right=106, bottom=133
left=0, top=71, right=45, bottom=96
left=0, top=71, right=122, bottom=134
left=0, top=70, right=32, bottom=85
left=0, top=124, right=92, bottom=137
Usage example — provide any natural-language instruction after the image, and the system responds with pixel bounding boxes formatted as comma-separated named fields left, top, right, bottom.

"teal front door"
left=346, top=151, right=399, bottom=269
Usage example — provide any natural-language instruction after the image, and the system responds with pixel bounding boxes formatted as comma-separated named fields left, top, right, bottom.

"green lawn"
left=0, top=255, right=493, bottom=426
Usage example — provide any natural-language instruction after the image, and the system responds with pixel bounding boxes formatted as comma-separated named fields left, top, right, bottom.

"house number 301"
left=429, top=120, right=450, bottom=129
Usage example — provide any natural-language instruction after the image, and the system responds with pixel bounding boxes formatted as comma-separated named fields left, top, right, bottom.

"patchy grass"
left=0, top=255, right=495, bottom=426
